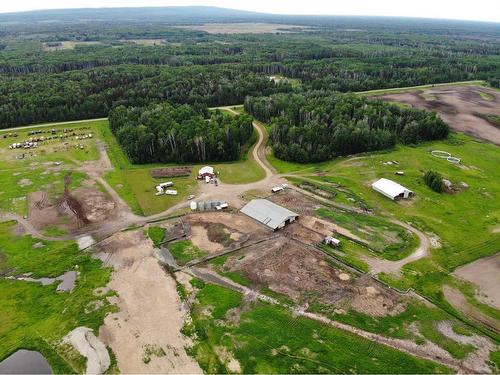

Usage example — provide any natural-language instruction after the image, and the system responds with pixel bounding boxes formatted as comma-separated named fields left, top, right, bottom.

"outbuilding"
left=325, top=236, right=341, bottom=246
left=198, top=166, right=215, bottom=180
left=240, top=199, right=298, bottom=231
left=371, top=178, right=413, bottom=200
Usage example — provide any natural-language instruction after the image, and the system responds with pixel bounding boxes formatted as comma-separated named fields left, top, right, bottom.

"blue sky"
left=1, top=0, right=499, bottom=23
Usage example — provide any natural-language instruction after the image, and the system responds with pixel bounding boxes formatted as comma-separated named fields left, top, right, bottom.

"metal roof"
left=371, top=178, right=412, bottom=200
left=198, top=166, right=214, bottom=175
left=240, top=199, right=298, bottom=230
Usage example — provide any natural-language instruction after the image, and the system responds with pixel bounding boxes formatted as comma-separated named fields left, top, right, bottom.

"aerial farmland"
left=0, top=5, right=499, bottom=375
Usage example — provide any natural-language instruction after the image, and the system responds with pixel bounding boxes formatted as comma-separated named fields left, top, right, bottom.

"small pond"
left=0, top=350, right=53, bottom=374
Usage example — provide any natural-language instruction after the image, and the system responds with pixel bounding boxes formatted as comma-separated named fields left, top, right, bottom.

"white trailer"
left=325, top=236, right=341, bottom=246
left=165, top=190, right=178, bottom=196
left=216, top=203, right=229, bottom=210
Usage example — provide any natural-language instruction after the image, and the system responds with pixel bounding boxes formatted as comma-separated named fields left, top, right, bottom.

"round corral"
left=431, top=150, right=451, bottom=158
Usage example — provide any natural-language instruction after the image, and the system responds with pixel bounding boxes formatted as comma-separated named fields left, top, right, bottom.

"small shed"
left=240, top=199, right=298, bottom=231
left=371, top=178, right=413, bottom=200
left=325, top=236, right=340, bottom=246
left=198, top=166, right=215, bottom=179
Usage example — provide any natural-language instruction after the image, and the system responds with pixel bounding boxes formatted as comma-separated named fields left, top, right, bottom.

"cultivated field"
left=176, top=23, right=312, bottom=34
left=373, top=84, right=500, bottom=145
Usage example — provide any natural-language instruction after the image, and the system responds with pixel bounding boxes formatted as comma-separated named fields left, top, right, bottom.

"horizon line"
left=0, top=5, right=499, bottom=24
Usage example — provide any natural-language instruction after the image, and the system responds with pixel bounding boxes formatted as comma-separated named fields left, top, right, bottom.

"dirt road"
left=97, top=231, right=202, bottom=374
left=188, top=267, right=479, bottom=373
left=362, top=219, right=432, bottom=275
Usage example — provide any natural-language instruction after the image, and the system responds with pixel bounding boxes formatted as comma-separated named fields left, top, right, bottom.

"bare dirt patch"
left=28, top=183, right=116, bottom=234
left=269, top=190, right=321, bottom=215
left=443, top=285, right=500, bottom=332
left=453, top=253, right=500, bottom=309
left=176, top=23, right=311, bottom=34
left=437, top=321, right=497, bottom=373
left=72, top=187, right=115, bottom=222
left=375, top=85, right=500, bottom=144
left=300, top=215, right=366, bottom=243
left=151, top=166, right=192, bottom=178
left=186, top=212, right=268, bottom=237
left=190, top=225, right=224, bottom=253
left=96, top=230, right=201, bottom=374
left=216, top=236, right=405, bottom=317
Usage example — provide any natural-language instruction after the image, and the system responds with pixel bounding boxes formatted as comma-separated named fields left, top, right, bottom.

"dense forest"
left=109, top=103, right=254, bottom=163
left=0, top=8, right=499, bottom=128
left=245, top=92, right=449, bottom=162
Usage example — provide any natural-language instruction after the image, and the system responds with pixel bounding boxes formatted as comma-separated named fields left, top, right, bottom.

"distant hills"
left=0, top=6, right=498, bottom=28
left=0, top=6, right=275, bottom=24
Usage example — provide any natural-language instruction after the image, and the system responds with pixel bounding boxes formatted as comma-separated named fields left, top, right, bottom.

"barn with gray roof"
left=240, top=199, right=298, bottom=230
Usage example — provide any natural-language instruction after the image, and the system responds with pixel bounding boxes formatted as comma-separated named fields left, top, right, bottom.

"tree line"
left=244, top=92, right=449, bottom=163
left=109, top=102, right=254, bottom=164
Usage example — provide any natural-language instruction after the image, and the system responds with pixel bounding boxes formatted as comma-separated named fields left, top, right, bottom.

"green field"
left=269, top=131, right=500, bottom=332
left=0, top=169, right=86, bottom=216
left=184, top=282, right=451, bottom=373
left=169, top=240, right=207, bottom=265
left=0, top=221, right=114, bottom=373
left=99, top=117, right=266, bottom=215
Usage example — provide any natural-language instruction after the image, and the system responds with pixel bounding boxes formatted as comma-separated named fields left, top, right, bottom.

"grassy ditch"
left=184, top=282, right=451, bottom=373
left=0, top=220, right=115, bottom=372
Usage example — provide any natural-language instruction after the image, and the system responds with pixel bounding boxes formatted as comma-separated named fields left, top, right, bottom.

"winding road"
left=1, top=110, right=432, bottom=273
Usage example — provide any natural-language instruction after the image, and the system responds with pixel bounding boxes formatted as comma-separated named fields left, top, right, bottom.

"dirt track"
left=362, top=219, right=432, bottom=275
left=189, top=267, right=478, bottom=373
left=97, top=231, right=201, bottom=374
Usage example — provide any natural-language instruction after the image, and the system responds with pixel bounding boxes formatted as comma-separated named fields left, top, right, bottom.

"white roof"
left=240, top=199, right=298, bottom=230
left=371, top=178, right=412, bottom=199
left=199, top=166, right=214, bottom=175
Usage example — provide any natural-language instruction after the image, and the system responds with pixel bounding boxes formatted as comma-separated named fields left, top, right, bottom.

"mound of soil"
left=221, top=236, right=406, bottom=317
left=73, top=188, right=115, bottom=222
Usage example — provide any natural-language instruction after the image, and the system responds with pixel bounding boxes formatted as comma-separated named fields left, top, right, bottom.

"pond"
left=0, top=350, right=53, bottom=374
left=6, top=270, right=78, bottom=292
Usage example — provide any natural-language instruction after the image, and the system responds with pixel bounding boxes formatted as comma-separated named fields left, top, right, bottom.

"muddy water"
left=56, top=271, right=77, bottom=292
left=0, top=350, right=52, bottom=374
left=6, top=271, right=78, bottom=292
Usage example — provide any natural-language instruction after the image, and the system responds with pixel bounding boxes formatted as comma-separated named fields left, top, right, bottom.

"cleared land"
left=454, top=254, right=500, bottom=310
left=95, top=230, right=201, bottom=373
left=176, top=23, right=312, bottom=34
left=373, top=84, right=500, bottom=144
left=1, top=83, right=499, bottom=373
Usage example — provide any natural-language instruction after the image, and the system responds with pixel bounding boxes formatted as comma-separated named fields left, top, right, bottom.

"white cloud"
left=1, top=0, right=499, bottom=23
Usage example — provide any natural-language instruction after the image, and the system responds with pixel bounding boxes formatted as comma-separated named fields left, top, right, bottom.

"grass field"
left=0, top=169, right=86, bottom=216
left=0, top=120, right=103, bottom=170
left=99, top=117, right=266, bottom=215
left=168, top=240, right=207, bottom=265
left=269, top=131, right=500, bottom=334
left=317, top=207, right=419, bottom=260
left=0, top=221, right=115, bottom=373
left=185, top=282, right=451, bottom=373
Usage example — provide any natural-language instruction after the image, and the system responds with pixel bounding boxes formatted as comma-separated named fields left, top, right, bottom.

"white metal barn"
left=240, top=199, right=298, bottom=231
left=371, top=178, right=413, bottom=200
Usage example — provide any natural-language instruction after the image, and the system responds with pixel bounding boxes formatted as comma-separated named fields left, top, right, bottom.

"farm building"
left=198, top=166, right=215, bottom=179
left=240, top=199, right=298, bottom=231
left=372, top=178, right=413, bottom=200
left=325, top=236, right=341, bottom=247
